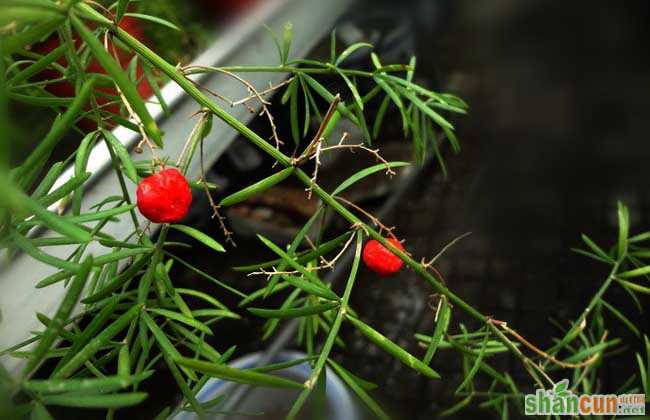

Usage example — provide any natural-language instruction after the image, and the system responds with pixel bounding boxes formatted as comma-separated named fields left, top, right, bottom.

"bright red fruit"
left=136, top=168, right=192, bottom=223
left=362, top=238, right=405, bottom=276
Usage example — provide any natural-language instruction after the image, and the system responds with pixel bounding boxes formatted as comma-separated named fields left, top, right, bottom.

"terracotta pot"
left=201, top=0, right=259, bottom=18
left=32, top=17, right=154, bottom=132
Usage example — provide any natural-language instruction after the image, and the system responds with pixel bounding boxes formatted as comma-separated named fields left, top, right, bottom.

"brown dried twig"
left=292, top=94, right=342, bottom=165
left=305, top=230, right=357, bottom=269
left=199, top=138, right=235, bottom=247
left=335, top=197, right=403, bottom=244
left=317, top=137, right=396, bottom=176
left=420, top=232, right=472, bottom=284
left=232, top=77, right=295, bottom=106
left=421, top=232, right=472, bottom=268
left=292, top=94, right=395, bottom=198
left=249, top=225, right=360, bottom=280
left=488, top=319, right=605, bottom=370
left=182, top=65, right=284, bottom=149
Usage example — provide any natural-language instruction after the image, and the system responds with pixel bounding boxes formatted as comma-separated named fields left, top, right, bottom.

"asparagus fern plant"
left=0, top=1, right=648, bottom=419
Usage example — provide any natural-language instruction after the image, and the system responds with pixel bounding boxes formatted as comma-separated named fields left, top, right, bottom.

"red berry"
left=32, top=17, right=152, bottom=133
left=136, top=168, right=192, bottom=223
left=362, top=238, right=405, bottom=276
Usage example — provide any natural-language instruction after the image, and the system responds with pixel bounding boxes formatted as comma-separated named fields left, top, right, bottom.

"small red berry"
left=136, top=168, right=192, bottom=223
left=362, top=238, right=405, bottom=276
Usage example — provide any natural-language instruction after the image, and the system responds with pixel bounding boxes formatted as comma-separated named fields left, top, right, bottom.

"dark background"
left=331, top=0, right=650, bottom=418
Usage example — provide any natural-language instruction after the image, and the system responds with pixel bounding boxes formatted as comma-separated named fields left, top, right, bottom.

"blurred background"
left=329, top=0, right=650, bottom=418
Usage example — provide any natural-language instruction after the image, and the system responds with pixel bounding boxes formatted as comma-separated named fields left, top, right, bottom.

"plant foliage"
left=0, top=2, right=647, bottom=419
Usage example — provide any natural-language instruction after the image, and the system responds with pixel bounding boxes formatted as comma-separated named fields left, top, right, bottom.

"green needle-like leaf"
left=41, top=392, right=148, bottom=408
left=333, top=66, right=364, bottom=111
left=103, top=129, right=139, bottom=183
left=335, top=42, right=373, bottom=66
left=617, top=201, right=630, bottom=260
left=282, top=22, right=293, bottom=65
left=24, top=371, right=152, bottom=394
left=394, top=84, right=454, bottom=130
left=249, top=302, right=339, bottom=319
left=148, top=308, right=213, bottom=335
left=53, top=296, right=120, bottom=373
left=10, top=230, right=81, bottom=273
left=616, top=279, right=650, bottom=294
left=423, top=295, right=451, bottom=365
left=169, top=224, right=225, bottom=253
left=9, top=44, right=67, bottom=86
left=238, top=282, right=291, bottom=308
left=24, top=256, right=93, bottom=375
left=455, top=335, right=488, bottom=393
left=82, top=256, right=149, bottom=303
left=124, top=13, right=181, bottom=31
left=54, top=305, right=142, bottom=379
left=92, top=248, right=151, bottom=267
left=170, top=322, right=222, bottom=363
left=31, top=402, right=54, bottom=420
left=327, top=359, right=389, bottom=420
left=62, top=204, right=137, bottom=224
left=35, top=271, right=73, bottom=289
left=30, top=162, right=65, bottom=201
left=373, top=95, right=391, bottom=139
left=600, top=300, right=640, bottom=337
left=13, top=77, right=96, bottom=190
left=250, top=356, right=318, bottom=373
left=263, top=288, right=301, bottom=340
left=289, top=77, right=300, bottom=144
left=263, top=208, right=324, bottom=297
left=166, top=252, right=247, bottom=298
left=234, top=231, right=352, bottom=273
left=330, top=29, right=337, bottom=63
left=116, top=0, right=130, bottom=22
left=141, top=311, right=197, bottom=381
left=175, top=357, right=304, bottom=389
left=286, top=231, right=364, bottom=420
left=219, top=167, right=294, bottom=207
left=301, top=74, right=358, bottom=125
left=118, top=343, right=131, bottom=377
left=617, top=266, right=650, bottom=279
left=176, top=288, right=229, bottom=311
left=561, top=339, right=620, bottom=365
left=257, top=235, right=339, bottom=301
left=346, top=315, right=441, bottom=379
left=332, top=162, right=409, bottom=196
left=72, top=133, right=97, bottom=215
left=440, top=395, right=473, bottom=417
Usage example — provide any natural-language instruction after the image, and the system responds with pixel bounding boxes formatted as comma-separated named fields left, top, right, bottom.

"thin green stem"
left=87, top=4, right=487, bottom=326
left=137, top=226, right=168, bottom=304
left=186, top=65, right=409, bottom=79
left=545, top=260, right=621, bottom=357
left=295, top=168, right=487, bottom=323
left=104, top=138, right=141, bottom=236
left=286, top=231, right=363, bottom=420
